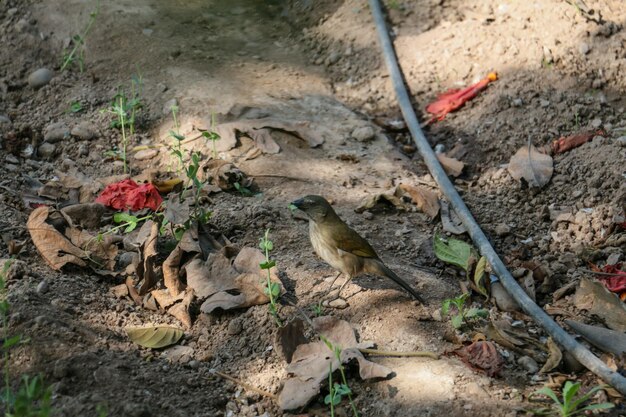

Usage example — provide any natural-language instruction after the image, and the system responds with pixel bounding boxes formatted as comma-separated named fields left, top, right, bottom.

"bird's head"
left=291, top=195, right=335, bottom=223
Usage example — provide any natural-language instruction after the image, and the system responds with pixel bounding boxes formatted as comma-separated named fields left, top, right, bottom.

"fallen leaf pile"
left=277, top=316, right=392, bottom=410
left=356, top=183, right=440, bottom=218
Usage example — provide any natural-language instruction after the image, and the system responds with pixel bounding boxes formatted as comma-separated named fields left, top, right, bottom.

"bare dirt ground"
left=1, top=0, right=625, bottom=416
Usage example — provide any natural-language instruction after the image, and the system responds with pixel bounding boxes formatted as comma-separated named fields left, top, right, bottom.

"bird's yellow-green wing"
left=331, top=224, right=378, bottom=258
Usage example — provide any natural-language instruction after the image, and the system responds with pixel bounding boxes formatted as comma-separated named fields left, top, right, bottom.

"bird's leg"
left=328, top=271, right=343, bottom=289
left=336, top=275, right=353, bottom=295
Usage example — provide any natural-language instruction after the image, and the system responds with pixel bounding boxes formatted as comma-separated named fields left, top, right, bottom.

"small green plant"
left=530, top=381, right=614, bottom=416
left=233, top=182, right=253, bottom=197
left=201, top=112, right=221, bottom=159
left=0, top=261, right=53, bottom=417
left=312, top=301, right=324, bottom=317
left=102, top=75, right=143, bottom=174
left=60, top=1, right=99, bottom=72
left=259, top=229, right=282, bottom=326
left=168, top=105, right=185, bottom=175
left=68, top=101, right=83, bottom=113
left=320, top=338, right=358, bottom=417
left=441, top=293, right=488, bottom=329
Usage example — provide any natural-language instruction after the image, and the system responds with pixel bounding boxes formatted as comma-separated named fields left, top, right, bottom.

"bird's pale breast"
left=309, top=220, right=363, bottom=276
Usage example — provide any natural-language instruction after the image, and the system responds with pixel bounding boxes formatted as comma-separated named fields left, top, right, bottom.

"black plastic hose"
left=368, top=0, right=626, bottom=395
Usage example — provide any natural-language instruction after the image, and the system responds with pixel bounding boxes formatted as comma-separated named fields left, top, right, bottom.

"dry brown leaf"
left=508, top=144, right=553, bottom=187
left=275, top=319, right=308, bottom=363
left=277, top=316, right=392, bottom=410
left=167, top=289, right=194, bottom=328
left=437, top=154, right=464, bottom=177
left=151, top=289, right=186, bottom=309
left=137, top=221, right=161, bottom=295
left=573, top=278, right=626, bottom=332
left=440, top=200, right=467, bottom=235
left=195, top=246, right=280, bottom=314
left=355, top=190, right=410, bottom=213
left=126, top=276, right=143, bottom=305
left=247, top=127, right=280, bottom=154
left=201, top=159, right=249, bottom=191
left=215, top=118, right=324, bottom=154
left=540, top=337, right=562, bottom=373
left=399, top=183, right=440, bottom=218
left=486, top=319, right=545, bottom=361
left=60, top=203, right=106, bottom=229
left=162, top=226, right=202, bottom=297
left=455, top=340, right=504, bottom=377
left=65, top=227, right=118, bottom=271
left=26, top=206, right=87, bottom=270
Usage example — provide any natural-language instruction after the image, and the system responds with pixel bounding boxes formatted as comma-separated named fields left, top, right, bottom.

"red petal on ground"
left=425, top=72, right=497, bottom=122
left=594, top=263, right=626, bottom=294
left=550, top=130, right=604, bottom=154
left=95, top=179, right=163, bottom=211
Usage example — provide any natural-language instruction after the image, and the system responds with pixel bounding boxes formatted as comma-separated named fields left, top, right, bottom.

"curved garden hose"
left=368, top=0, right=626, bottom=395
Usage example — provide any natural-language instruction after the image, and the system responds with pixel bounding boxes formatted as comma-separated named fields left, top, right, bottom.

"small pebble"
left=512, top=98, right=522, bottom=107
left=163, top=98, right=178, bottom=115
left=323, top=298, right=348, bottom=309
left=351, top=125, right=375, bottom=142
left=539, top=99, right=550, bottom=108
left=578, top=42, right=591, bottom=55
left=494, top=223, right=511, bottom=236
left=615, top=136, right=626, bottom=148
left=142, top=28, right=153, bottom=36
left=36, top=280, right=49, bottom=295
left=362, top=210, right=374, bottom=220
left=434, top=143, right=445, bottom=153
left=28, top=68, right=54, bottom=89
left=43, top=122, right=70, bottom=143
left=134, top=149, right=159, bottom=160
left=71, top=121, right=97, bottom=140
left=0, top=114, right=10, bottom=124
left=38, top=143, right=56, bottom=158
left=517, top=355, right=539, bottom=373
left=227, top=320, right=243, bottom=335
left=590, top=118, right=602, bottom=128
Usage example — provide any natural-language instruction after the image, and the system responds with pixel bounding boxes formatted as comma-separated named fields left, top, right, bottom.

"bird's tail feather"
left=368, top=260, right=426, bottom=304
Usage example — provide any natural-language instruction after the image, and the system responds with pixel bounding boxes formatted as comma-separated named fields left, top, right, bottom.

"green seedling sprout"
left=530, top=381, right=614, bottom=417
left=259, top=229, right=282, bottom=326
left=320, top=337, right=358, bottom=417
left=201, top=112, right=220, bottom=159
left=60, top=1, right=99, bottom=72
left=441, top=293, right=488, bottom=329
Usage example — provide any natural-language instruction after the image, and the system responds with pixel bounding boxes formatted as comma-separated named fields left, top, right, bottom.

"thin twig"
left=211, top=371, right=277, bottom=400
left=358, top=348, right=439, bottom=359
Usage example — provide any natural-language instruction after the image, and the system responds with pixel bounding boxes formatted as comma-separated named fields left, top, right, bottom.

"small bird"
left=291, top=195, right=425, bottom=303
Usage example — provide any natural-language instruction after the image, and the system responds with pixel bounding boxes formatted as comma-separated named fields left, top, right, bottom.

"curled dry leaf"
left=455, top=340, right=504, bottom=377
left=135, top=221, right=162, bottom=295
left=436, top=154, right=464, bottom=177
left=355, top=188, right=410, bottom=213
left=573, top=277, right=626, bottom=332
left=201, top=159, right=250, bottom=192
left=167, top=289, right=195, bottom=328
left=486, top=319, right=545, bottom=361
left=277, top=316, right=392, bottom=410
left=60, top=203, right=106, bottom=229
left=125, top=325, right=184, bottom=349
left=214, top=118, right=324, bottom=155
left=440, top=200, right=467, bottom=235
left=539, top=338, right=562, bottom=373
left=27, top=206, right=87, bottom=270
left=183, top=246, right=280, bottom=314
left=507, top=144, right=553, bottom=188
left=275, top=319, right=308, bottom=363
left=399, top=183, right=440, bottom=218
left=65, top=228, right=118, bottom=271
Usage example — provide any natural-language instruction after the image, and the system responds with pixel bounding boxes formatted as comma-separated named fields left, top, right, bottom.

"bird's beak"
left=290, top=198, right=304, bottom=209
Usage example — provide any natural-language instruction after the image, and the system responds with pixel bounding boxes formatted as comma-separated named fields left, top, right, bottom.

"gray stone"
left=71, top=121, right=97, bottom=140
left=434, top=143, right=446, bottom=153
left=590, top=118, right=602, bottom=128
left=134, top=149, right=158, bottom=160
left=494, top=223, right=511, bottom=236
left=0, top=114, right=10, bottom=124
left=539, top=99, right=550, bottom=108
left=142, top=28, right=153, bottom=36
left=227, top=320, right=243, bottom=335
left=43, top=122, right=70, bottom=143
left=5, top=154, right=18, bottom=164
left=27, top=68, right=53, bottom=89
left=615, top=136, right=626, bottom=148
left=38, top=143, right=56, bottom=158
left=578, top=42, right=591, bottom=55
left=607, top=252, right=622, bottom=265
left=351, top=125, right=375, bottom=142
left=326, top=51, right=341, bottom=65
left=162, top=98, right=178, bottom=115
left=362, top=210, right=374, bottom=220
left=512, top=98, right=523, bottom=107
left=36, top=280, right=49, bottom=295
left=517, top=355, right=539, bottom=373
